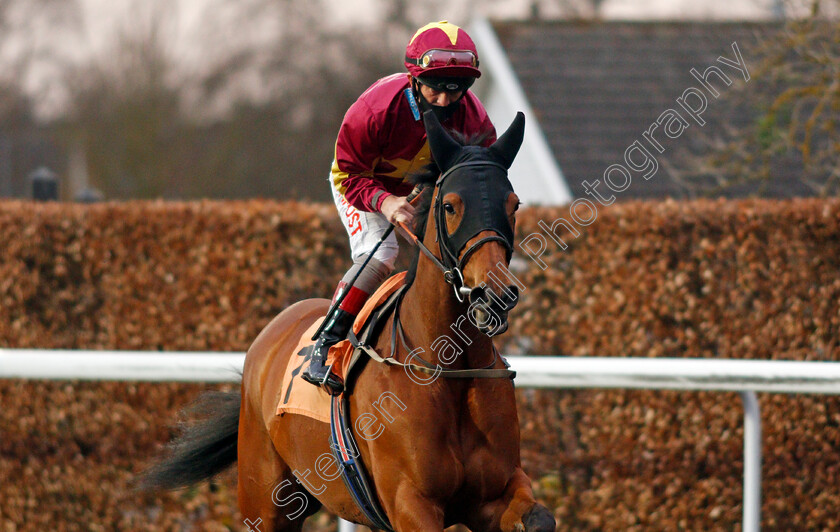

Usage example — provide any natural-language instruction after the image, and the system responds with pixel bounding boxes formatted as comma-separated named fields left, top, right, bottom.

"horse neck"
left=398, top=224, right=493, bottom=369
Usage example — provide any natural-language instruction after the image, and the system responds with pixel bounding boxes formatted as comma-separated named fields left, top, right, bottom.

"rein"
left=358, top=162, right=518, bottom=381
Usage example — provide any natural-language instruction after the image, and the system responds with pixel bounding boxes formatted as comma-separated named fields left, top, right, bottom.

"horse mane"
left=403, top=129, right=492, bottom=286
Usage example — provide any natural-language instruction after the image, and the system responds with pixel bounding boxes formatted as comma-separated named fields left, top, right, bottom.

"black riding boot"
left=301, top=309, right=355, bottom=394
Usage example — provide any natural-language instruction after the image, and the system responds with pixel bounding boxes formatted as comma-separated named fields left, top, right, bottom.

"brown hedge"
left=1, top=198, right=838, bottom=531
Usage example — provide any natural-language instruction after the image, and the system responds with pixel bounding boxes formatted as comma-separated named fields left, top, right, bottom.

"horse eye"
left=443, top=203, right=456, bottom=215
left=513, top=201, right=521, bottom=212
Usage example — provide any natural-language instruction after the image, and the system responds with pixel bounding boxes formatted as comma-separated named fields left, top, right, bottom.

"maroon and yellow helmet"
left=405, top=21, right=481, bottom=80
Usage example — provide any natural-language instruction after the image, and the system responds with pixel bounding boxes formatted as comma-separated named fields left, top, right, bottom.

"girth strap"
left=330, top=395, right=394, bottom=531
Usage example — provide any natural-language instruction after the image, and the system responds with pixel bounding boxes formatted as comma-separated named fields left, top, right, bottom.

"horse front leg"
left=472, top=468, right=556, bottom=532
left=385, top=483, right=446, bottom=532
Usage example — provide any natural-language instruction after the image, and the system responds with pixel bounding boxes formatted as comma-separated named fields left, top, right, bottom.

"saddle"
left=275, top=272, right=408, bottom=421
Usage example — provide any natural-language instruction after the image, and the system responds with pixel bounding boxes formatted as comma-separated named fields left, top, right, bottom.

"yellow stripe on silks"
left=332, top=142, right=431, bottom=196
left=379, top=142, right=432, bottom=179
left=331, top=158, right=351, bottom=195
left=409, top=21, right=460, bottom=46
left=331, top=158, right=381, bottom=196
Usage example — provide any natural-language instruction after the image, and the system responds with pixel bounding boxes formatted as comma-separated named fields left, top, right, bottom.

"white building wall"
left=470, top=17, right=573, bottom=206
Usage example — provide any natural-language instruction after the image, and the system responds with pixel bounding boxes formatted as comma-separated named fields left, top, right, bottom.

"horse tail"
left=137, top=389, right=240, bottom=491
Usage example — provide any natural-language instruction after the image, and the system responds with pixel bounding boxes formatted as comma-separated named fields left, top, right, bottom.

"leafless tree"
left=12, top=0, right=619, bottom=200
left=53, top=0, right=402, bottom=200
left=675, top=0, right=840, bottom=197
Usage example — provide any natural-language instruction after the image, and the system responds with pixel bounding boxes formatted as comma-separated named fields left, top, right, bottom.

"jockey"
left=302, top=20, right=497, bottom=390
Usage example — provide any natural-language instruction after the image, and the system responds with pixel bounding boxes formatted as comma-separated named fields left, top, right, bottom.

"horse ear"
left=423, top=109, right=461, bottom=172
left=489, top=112, right=525, bottom=169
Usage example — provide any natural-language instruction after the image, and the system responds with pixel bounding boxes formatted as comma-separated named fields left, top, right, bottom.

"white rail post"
left=337, top=519, right=357, bottom=531
left=740, top=391, right=761, bottom=532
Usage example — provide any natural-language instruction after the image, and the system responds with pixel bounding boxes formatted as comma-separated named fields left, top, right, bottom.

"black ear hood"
left=422, top=110, right=526, bottom=265
left=423, top=110, right=526, bottom=172
left=423, top=109, right=461, bottom=172
left=489, top=112, right=525, bottom=169
left=438, top=159, right=516, bottom=264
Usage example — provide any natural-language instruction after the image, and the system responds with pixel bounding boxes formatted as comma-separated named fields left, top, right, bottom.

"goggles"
left=406, top=49, right=479, bottom=70
left=416, top=76, right=475, bottom=93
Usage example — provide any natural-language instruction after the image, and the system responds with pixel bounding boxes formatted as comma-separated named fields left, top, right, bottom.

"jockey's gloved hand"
left=380, top=194, right=416, bottom=228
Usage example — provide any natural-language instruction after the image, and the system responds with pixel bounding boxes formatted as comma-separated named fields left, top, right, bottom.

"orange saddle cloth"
left=275, top=272, right=407, bottom=422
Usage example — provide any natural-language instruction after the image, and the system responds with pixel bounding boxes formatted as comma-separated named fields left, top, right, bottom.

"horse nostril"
left=468, top=286, right=487, bottom=305
left=488, top=286, right=519, bottom=313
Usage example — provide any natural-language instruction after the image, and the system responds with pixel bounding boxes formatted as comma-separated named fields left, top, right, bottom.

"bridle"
left=314, top=161, right=513, bottom=344
left=409, top=160, right=515, bottom=304
left=435, top=161, right=514, bottom=302
left=363, top=159, right=519, bottom=379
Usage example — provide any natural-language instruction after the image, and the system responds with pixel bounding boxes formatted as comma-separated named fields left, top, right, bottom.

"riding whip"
left=311, top=185, right=425, bottom=341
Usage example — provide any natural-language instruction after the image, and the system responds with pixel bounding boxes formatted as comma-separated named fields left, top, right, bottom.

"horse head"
left=422, top=109, right=525, bottom=337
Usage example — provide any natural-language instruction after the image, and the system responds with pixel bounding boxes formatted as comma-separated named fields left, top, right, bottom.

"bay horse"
left=140, top=110, right=556, bottom=532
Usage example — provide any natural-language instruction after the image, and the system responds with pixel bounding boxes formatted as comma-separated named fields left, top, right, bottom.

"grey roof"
left=493, top=20, right=793, bottom=200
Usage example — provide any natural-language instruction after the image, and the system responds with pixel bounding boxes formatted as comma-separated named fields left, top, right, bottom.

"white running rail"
left=4, top=349, right=840, bottom=532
